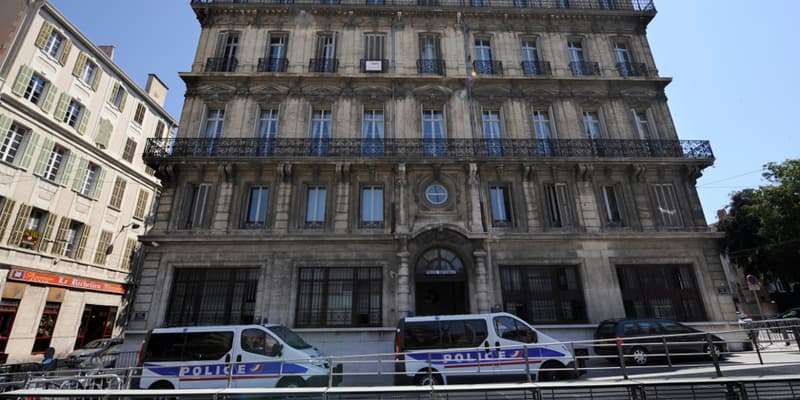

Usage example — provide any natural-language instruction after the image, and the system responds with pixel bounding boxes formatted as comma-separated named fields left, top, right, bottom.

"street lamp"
left=105, top=222, right=141, bottom=255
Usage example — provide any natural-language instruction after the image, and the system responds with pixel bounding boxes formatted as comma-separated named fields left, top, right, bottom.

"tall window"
left=473, top=39, right=497, bottom=75
left=601, top=185, right=624, bottom=227
left=109, top=177, right=126, bottom=209
left=264, top=33, right=288, bottom=72
left=296, top=267, right=382, bottom=327
left=582, top=111, right=603, bottom=139
left=244, top=186, right=269, bottom=227
left=80, top=163, right=100, bottom=197
left=44, top=30, right=65, bottom=59
left=64, top=100, right=82, bottom=128
left=363, top=33, right=386, bottom=72
left=1, top=123, right=27, bottom=164
left=614, top=42, right=635, bottom=76
left=122, top=138, right=137, bottom=163
left=256, top=108, right=278, bottom=156
left=545, top=183, right=572, bottom=228
left=532, top=108, right=553, bottom=156
left=633, top=111, right=652, bottom=140
left=418, top=34, right=442, bottom=74
left=133, top=103, right=146, bottom=125
left=79, top=59, right=98, bottom=86
left=166, top=268, right=258, bottom=326
left=521, top=39, right=546, bottom=75
left=617, top=265, right=706, bottom=321
left=134, top=190, right=149, bottom=220
left=422, top=107, right=445, bottom=156
left=312, top=33, right=337, bottom=73
left=482, top=109, right=503, bottom=156
left=180, top=183, right=213, bottom=229
left=501, top=266, right=586, bottom=324
left=305, top=187, right=327, bottom=228
left=154, top=121, right=166, bottom=139
left=93, top=230, right=113, bottom=265
left=32, top=303, right=60, bottom=353
left=309, top=109, right=331, bottom=156
left=568, top=40, right=586, bottom=76
left=651, top=183, right=682, bottom=227
left=360, top=186, right=384, bottom=228
left=62, top=221, right=83, bottom=258
left=212, top=31, right=239, bottom=72
left=204, top=108, right=225, bottom=139
left=489, top=186, right=512, bottom=227
left=24, top=73, right=47, bottom=105
left=362, top=108, right=384, bottom=156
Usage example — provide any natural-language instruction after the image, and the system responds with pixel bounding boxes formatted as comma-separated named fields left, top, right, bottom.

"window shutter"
left=0, top=199, right=17, bottom=243
left=34, top=138, right=55, bottom=177
left=121, top=238, right=137, bottom=270
left=555, top=184, right=572, bottom=226
left=58, top=40, right=72, bottom=65
left=73, top=225, right=91, bottom=261
left=0, top=113, right=12, bottom=136
left=72, top=158, right=88, bottom=192
left=51, top=217, right=70, bottom=256
left=7, top=204, right=32, bottom=246
left=73, top=52, right=87, bottom=77
left=108, top=83, right=119, bottom=103
left=91, top=68, right=102, bottom=91
left=94, top=230, right=113, bottom=265
left=11, top=65, right=34, bottom=97
left=58, top=152, right=75, bottom=186
left=76, top=108, right=90, bottom=135
left=40, top=85, right=57, bottom=113
left=35, top=22, right=54, bottom=49
left=92, top=167, right=106, bottom=200
left=110, top=177, right=126, bottom=209
left=180, top=185, right=196, bottom=229
left=134, top=190, right=148, bottom=219
left=119, top=90, right=128, bottom=112
left=19, top=131, right=39, bottom=171
left=37, top=214, right=57, bottom=252
left=95, top=118, right=112, bottom=148
left=54, top=93, right=69, bottom=120
left=201, top=185, right=214, bottom=228
left=192, top=185, right=210, bottom=228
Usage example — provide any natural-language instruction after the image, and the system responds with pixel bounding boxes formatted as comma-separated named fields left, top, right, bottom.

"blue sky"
left=49, top=0, right=799, bottom=223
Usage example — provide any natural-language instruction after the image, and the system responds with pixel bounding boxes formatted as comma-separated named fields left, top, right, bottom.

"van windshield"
left=267, top=326, right=312, bottom=349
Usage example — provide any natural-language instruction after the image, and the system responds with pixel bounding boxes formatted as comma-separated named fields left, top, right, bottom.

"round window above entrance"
left=425, top=184, right=448, bottom=205
left=416, top=248, right=464, bottom=277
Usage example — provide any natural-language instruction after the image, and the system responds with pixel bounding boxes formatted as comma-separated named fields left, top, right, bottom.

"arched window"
left=416, top=248, right=464, bottom=277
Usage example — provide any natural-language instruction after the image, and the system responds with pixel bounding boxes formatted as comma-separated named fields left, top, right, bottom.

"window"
left=50, top=218, right=84, bottom=258
left=422, top=107, right=445, bottom=156
left=532, top=108, right=553, bottom=156
left=425, top=184, right=448, bottom=205
left=309, top=109, right=331, bottom=156
left=403, top=320, right=488, bottom=350
left=32, top=302, right=60, bottom=354
left=109, top=177, right=126, bottom=209
left=493, top=316, right=536, bottom=343
left=482, top=109, right=503, bottom=156
left=501, top=266, right=586, bottom=324
left=633, top=111, right=653, bottom=140
left=121, top=238, right=137, bottom=270
left=122, top=138, right=137, bottom=163
left=64, top=100, right=82, bottom=128
left=34, top=22, right=71, bottom=64
left=80, top=59, right=98, bottom=86
left=80, top=162, right=100, bottom=197
left=61, top=221, right=84, bottom=258
left=244, top=186, right=269, bottom=227
left=362, top=33, right=386, bottom=72
left=0, top=299, right=20, bottom=353
left=263, top=32, right=288, bottom=72
left=257, top=108, right=278, bottom=156
left=362, top=108, right=384, bottom=156
left=651, top=183, right=682, bottom=227
left=360, top=186, right=384, bottom=228
left=209, top=31, right=239, bottom=72
left=473, top=38, right=499, bottom=74
left=204, top=108, right=225, bottom=139
left=581, top=111, right=603, bottom=140
left=617, top=265, right=706, bottom=321
left=242, top=328, right=277, bottom=356
left=34, top=139, right=70, bottom=183
left=489, top=185, right=512, bottom=227
left=568, top=40, right=597, bottom=76
left=312, top=33, right=337, bottom=73
left=154, top=121, right=166, bottom=139
left=42, top=145, right=65, bottom=182
left=601, top=185, right=624, bottom=227
left=305, top=187, right=327, bottom=228
left=109, top=83, right=127, bottom=110
left=133, top=103, right=146, bottom=125
left=93, top=230, right=113, bottom=265
left=24, top=73, right=47, bottom=105
left=180, top=184, right=212, bottom=229
left=166, top=268, right=257, bottom=326
left=134, top=189, right=149, bottom=220
left=12, top=207, right=50, bottom=250
left=614, top=42, right=640, bottom=77
left=418, top=34, right=443, bottom=74
left=0, top=122, right=27, bottom=164
left=296, top=267, right=382, bottom=327
left=545, top=183, right=572, bottom=228
left=521, top=39, right=547, bottom=75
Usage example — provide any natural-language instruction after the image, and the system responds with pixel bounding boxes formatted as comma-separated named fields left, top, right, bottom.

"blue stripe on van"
left=407, top=347, right=565, bottom=367
left=143, top=362, right=309, bottom=378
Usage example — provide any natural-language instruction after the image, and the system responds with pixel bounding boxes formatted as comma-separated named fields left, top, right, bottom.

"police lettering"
left=179, top=364, right=247, bottom=376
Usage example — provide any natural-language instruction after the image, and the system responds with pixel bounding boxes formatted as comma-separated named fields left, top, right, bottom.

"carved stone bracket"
left=279, top=163, right=293, bottom=183
left=576, top=163, right=594, bottom=182
left=522, top=164, right=536, bottom=182
left=685, top=165, right=703, bottom=184
left=219, top=163, right=235, bottom=183
left=336, top=163, right=351, bottom=184
left=629, top=163, right=646, bottom=182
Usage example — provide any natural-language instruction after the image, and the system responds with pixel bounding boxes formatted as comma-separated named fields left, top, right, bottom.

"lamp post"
left=105, top=222, right=141, bottom=256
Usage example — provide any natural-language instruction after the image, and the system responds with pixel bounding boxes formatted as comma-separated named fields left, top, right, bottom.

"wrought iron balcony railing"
left=417, top=59, right=446, bottom=75
left=205, top=57, right=238, bottom=72
left=473, top=60, right=503, bottom=75
left=522, top=61, right=551, bottom=76
left=144, top=138, right=713, bottom=162
left=570, top=61, right=601, bottom=76
left=360, top=59, right=389, bottom=73
left=191, top=0, right=656, bottom=12
left=309, top=58, right=338, bottom=73
left=616, top=62, right=648, bottom=77
left=258, top=57, right=288, bottom=72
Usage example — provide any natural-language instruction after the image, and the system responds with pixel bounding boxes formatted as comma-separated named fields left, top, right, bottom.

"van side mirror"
left=270, top=343, right=283, bottom=357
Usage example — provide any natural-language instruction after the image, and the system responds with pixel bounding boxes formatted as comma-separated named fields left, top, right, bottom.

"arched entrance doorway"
left=414, top=248, right=468, bottom=316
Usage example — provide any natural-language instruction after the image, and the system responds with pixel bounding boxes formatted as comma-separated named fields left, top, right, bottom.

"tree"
left=719, top=159, right=800, bottom=284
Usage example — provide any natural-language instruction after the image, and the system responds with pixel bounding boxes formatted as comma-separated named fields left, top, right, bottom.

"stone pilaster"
left=473, top=249, right=490, bottom=313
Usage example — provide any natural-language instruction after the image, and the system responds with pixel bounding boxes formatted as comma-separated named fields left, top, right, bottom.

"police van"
left=138, top=324, right=342, bottom=390
left=395, top=313, right=575, bottom=385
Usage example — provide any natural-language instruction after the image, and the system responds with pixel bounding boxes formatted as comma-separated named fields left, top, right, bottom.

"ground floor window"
left=166, top=268, right=258, bottom=326
left=296, top=267, right=382, bottom=327
left=500, top=265, right=587, bottom=324
left=74, top=305, right=118, bottom=349
left=0, top=299, right=20, bottom=353
left=616, top=264, right=706, bottom=321
left=32, top=302, right=60, bottom=354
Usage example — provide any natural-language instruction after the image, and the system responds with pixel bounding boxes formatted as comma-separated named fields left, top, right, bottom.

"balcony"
left=205, top=57, right=238, bottom=72
left=361, top=59, right=389, bottom=73
left=258, top=57, right=288, bottom=72
left=570, top=61, right=601, bottom=76
left=522, top=61, right=551, bottom=76
left=309, top=58, right=338, bottom=73
left=417, top=59, right=446, bottom=75
left=617, top=62, right=649, bottom=77
left=473, top=60, right=503, bottom=75
left=144, top=138, right=713, bottom=163
left=191, top=0, right=656, bottom=12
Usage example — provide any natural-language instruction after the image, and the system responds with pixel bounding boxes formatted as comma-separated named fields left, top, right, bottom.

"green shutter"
left=58, top=40, right=71, bottom=65
left=19, top=131, right=39, bottom=171
left=95, top=118, right=112, bottom=148
left=34, top=138, right=54, bottom=177
left=7, top=204, right=32, bottom=246
left=51, top=217, right=70, bottom=256
left=76, top=108, right=90, bottom=135
left=72, top=158, right=88, bottom=193
left=108, top=83, right=119, bottom=103
left=73, top=52, right=86, bottom=77
left=119, top=90, right=128, bottom=112
left=0, top=113, right=12, bottom=135
left=37, top=214, right=57, bottom=252
left=58, top=152, right=75, bottom=186
left=54, top=93, right=69, bottom=120
left=40, top=85, right=57, bottom=113
left=74, top=225, right=90, bottom=261
left=11, top=65, right=34, bottom=97
left=0, top=199, right=16, bottom=243
left=91, top=68, right=102, bottom=91
left=92, top=168, right=106, bottom=200
left=35, top=21, right=53, bottom=49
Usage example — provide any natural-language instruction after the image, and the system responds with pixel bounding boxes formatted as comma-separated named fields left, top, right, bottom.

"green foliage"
left=719, top=159, right=800, bottom=281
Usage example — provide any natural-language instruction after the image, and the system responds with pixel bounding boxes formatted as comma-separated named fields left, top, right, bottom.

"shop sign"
left=8, top=269, right=126, bottom=295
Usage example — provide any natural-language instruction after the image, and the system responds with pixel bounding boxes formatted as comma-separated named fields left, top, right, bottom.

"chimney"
left=98, top=45, right=115, bottom=60
left=145, top=74, right=169, bottom=107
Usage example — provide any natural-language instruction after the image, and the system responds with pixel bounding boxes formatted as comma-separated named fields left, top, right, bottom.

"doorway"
left=74, top=305, right=117, bottom=349
left=414, top=247, right=468, bottom=316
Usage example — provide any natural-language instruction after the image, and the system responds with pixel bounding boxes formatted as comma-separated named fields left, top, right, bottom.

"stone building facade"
left=134, top=0, right=735, bottom=364
left=0, top=1, right=176, bottom=363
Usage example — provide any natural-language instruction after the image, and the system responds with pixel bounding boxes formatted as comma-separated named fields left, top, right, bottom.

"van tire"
left=538, top=361, right=565, bottom=382
left=277, top=377, right=306, bottom=388
left=148, top=380, right=176, bottom=400
left=414, top=370, right=442, bottom=386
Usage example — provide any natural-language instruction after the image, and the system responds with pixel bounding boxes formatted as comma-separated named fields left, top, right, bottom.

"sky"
left=49, top=0, right=800, bottom=223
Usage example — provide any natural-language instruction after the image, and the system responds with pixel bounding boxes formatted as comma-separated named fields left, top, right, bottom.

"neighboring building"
left=0, top=1, right=176, bottom=363
left=134, top=0, right=735, bottom=374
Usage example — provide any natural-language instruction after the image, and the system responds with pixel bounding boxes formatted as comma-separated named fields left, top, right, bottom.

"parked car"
left=593, top=319, right=726, bottom=366
left=774, top=307, right=800, bottom=319
left=63, top=338, right=123, bottom=368
left=736, top=311, right=753, bottom=325
left=79, top=343, right=123, bottom=369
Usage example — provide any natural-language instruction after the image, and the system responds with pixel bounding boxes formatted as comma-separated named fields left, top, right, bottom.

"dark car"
left=63, top=338, right=123, bottom=368
left=593, top=319, right=726, bottom=366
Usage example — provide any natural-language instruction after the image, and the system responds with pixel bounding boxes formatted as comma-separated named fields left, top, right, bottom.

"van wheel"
left=148, top=380, right=176, bottom=400
left=414, top=370, right=442, bottom=386
left=277, top=377, right=306, bottom=388
left=538, top=361, right=564, bottom=382
left=628, top=346, right=648, bottom=366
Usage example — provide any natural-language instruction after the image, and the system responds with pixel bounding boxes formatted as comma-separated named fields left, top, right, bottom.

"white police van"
left=395, top=312, right=576, bottom=384
left=138, top=324, right=342, bottom=390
